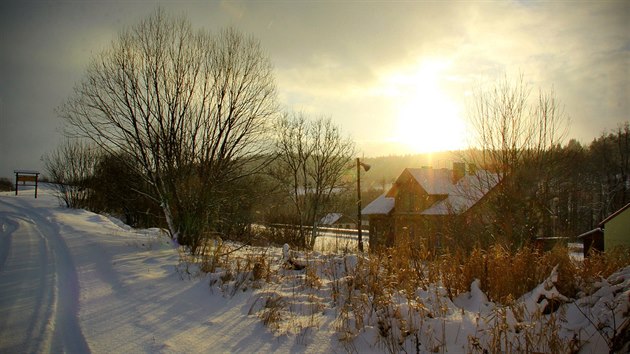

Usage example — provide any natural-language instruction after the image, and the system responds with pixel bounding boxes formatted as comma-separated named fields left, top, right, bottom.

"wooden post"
left=356, top=159, right=371, bottom=252
left=357, top=158, right=363, bottom=252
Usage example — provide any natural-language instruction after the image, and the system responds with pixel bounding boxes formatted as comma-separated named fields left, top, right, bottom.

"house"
left=361, top=163, right=499, bottom=249
left=319, top=213, right=356, bottom=229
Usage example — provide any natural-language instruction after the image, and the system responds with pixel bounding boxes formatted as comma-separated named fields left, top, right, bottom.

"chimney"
left=421, top=166, right=433, bottom=176
left=468, top=163, right=477, bottom=175
left=452, top=162, right=465, bottom=183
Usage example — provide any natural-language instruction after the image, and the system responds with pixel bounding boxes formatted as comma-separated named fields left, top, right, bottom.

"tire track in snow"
left=0, top=214, right=17, bottom=271
left=25, top=217, right=58, bottom=354
left=0, top=198, right=90, bottom=353
left=0, top=209, right=56, bottom=353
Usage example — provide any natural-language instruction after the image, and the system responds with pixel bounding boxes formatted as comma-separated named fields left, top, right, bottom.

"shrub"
left=43, top=139, right=100, bottom=208
left=0, top=177, right=13, bottom=191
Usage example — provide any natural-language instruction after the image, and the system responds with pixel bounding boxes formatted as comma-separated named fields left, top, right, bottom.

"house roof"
left=577, top=227, right=603, bottom=239
left=362, top=168, right=500, bottom=216
left=421, top=170, right=499, bottom=215
left=320, top=213, right=343, bottom=225
left=598, top=202, right=630, bottom=227
left=361, top=194, right=395, bottom=215
left=406, top=168, right=453, bottom=195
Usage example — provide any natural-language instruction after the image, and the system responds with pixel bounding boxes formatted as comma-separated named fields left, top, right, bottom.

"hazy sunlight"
left=378, top=59, right=467, bottom=153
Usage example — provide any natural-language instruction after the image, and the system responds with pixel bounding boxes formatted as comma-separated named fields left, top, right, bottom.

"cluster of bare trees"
left=48, top=9, right=354, bottom=253
left=269, top=112, right=355, bottom=248
left=468, top=75, right=567, bottom=179
left=43, top=139, right=101, bottom=208
left=466, top=74, right=569, bottom=247
left=467, top=74, right=630, bottom=248
left=44, top=142, right=163, bottom=227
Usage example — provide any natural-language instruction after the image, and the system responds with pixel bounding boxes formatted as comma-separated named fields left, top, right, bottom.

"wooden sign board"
left=17, top=175, right=38, bottom=183
left=14, top=170, right=40, bottom=198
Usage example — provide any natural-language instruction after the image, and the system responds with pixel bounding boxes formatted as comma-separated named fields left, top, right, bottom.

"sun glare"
left=379, top=59, right=467, bottom=153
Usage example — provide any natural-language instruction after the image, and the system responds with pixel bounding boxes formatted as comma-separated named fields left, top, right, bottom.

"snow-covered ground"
left=1, top=185, right=628, bottom=353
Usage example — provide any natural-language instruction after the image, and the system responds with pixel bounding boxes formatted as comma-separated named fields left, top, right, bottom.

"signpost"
left=14, top=170, right=40, bottom=198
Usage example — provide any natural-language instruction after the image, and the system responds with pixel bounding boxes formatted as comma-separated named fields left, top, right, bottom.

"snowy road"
left=0, top=189, right=273, bottom=353
left=0, top=197, right=89, bottom=353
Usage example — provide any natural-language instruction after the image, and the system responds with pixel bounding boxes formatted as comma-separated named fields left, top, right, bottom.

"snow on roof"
left=406, top=168, right=453, bottom=195
left=363, top=169, right=500, bottom=216
left=421, top=170, right=499, bottom=215
left=577, top=227, right=603, bottom=239
left=319, top=213, right=343, bottom=225
left=14, top=170, right=40, bottom=174
left=361, top=194, right=395, bottom=215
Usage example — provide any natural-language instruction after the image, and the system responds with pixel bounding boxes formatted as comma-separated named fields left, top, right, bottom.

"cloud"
left=267, top=1, right=629, bottom=149
left=0, top=0, right=628, bottom=178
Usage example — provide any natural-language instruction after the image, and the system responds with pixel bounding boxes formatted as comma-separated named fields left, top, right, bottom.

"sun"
left=380, top=59, right=467, bottom=153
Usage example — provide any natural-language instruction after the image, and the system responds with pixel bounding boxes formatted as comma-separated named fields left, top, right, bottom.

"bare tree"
left=469, top=75, right=567, bottom=177
left=467, top=74, right=568, bottom=246
left=59, top=9, right=278, bottom=251
left=43, top=139, right=102, bottom=208
left=271, top=112, right=355, bottom=248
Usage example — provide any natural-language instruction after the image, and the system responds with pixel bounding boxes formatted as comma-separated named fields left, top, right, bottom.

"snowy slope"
left=0, top=187, right=278, bottom=353
left=1, top=185, right=628, bottom=353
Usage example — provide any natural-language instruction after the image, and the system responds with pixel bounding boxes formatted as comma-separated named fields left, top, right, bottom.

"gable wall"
left=368, top=215, right=394, bottom=249
left=393, top=171, right=448, bottom=213
left=604, top=206, right=630, bottom=251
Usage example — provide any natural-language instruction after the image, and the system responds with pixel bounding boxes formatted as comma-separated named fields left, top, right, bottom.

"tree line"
left=450, top=124, right=628, bottom=249
left=464, top=73, right=628, bottom=248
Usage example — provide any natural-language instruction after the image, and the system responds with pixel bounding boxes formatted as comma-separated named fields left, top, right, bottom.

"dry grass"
left=182, top=238, right=629, bottom=353
left=398, top=242, right=630, bottom=305
left=579, top=247, right=630, bottom=292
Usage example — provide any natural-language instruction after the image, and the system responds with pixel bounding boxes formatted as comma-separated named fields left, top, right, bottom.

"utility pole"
left=356, top=158, right=370, bottom=252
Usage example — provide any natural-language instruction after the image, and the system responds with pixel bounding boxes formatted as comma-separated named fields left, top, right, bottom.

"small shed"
left=577, top=227, right=604, bottom=256
left=599, top=202, right=630, bottom=251
left=319, top=213, right=356, bottom=229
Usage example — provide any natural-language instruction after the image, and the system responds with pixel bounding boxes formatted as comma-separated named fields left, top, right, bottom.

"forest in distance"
left=359, top=123, right=630, bottom=240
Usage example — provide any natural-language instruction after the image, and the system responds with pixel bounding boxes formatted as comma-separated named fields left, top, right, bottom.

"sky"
left=0, top=0, right=628, bottom=179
